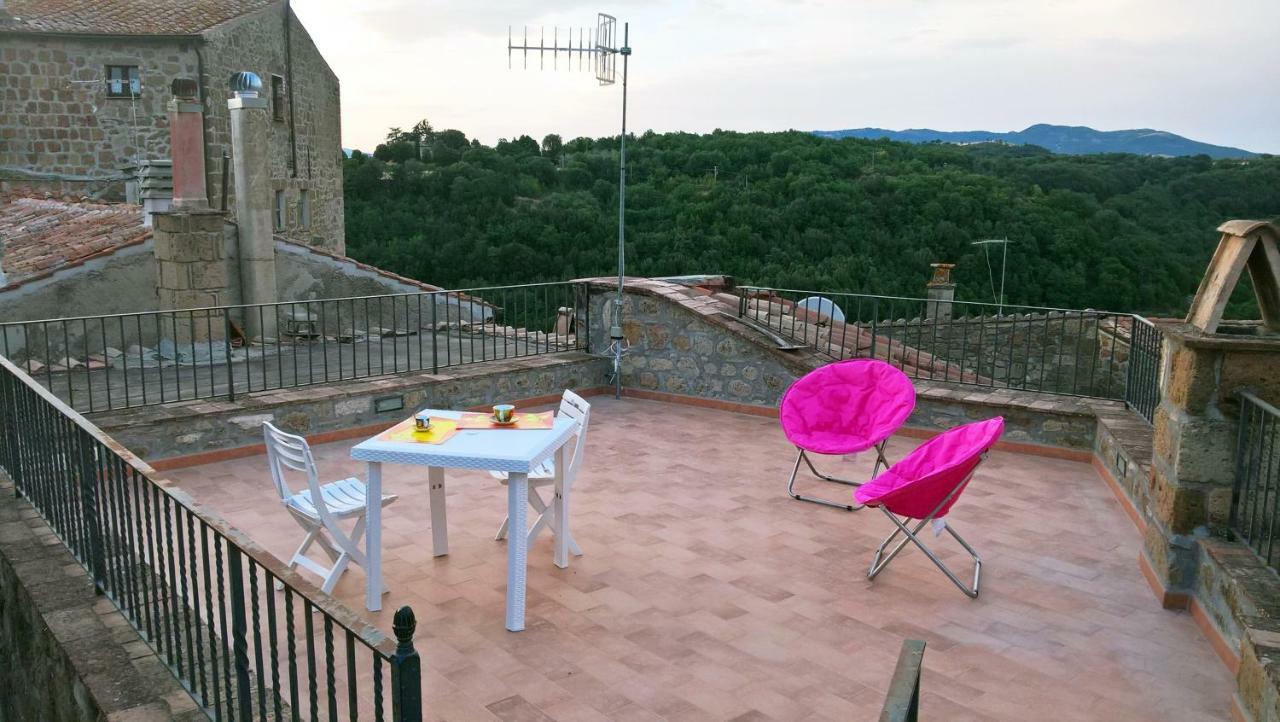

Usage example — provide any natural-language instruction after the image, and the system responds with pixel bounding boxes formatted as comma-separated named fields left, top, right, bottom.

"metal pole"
left=614, top=22, right=630, bottom=400
left=999, top=238, right=1008, bottom=316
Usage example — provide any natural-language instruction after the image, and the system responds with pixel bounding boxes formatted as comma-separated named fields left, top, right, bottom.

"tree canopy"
left=345, top=122, right=1280, bottom=315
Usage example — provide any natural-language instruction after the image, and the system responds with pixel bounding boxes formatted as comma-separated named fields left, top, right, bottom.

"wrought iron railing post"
left=391, top=605, right=423, bottom=722
left=227, top=545, right=254, bottom=721
left=77, top=429, right=106, bottom=593
left=869, top=298, right=879, bottom=361
left=430, top=295, right=439, bottom=375
left=223, top=311, right=236, bottom=402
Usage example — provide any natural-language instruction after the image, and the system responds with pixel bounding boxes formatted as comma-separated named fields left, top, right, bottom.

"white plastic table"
left=350, top=409, right=578, bottom=631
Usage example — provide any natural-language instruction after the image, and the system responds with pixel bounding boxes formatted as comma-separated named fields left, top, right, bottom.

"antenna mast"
left=508, top=13, right=632, bottom=399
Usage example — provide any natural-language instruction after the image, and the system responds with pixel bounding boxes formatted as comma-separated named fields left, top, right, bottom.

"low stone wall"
left=94, top=352, right=609, bottom=461
left=0, top=474, right=204, bottom=721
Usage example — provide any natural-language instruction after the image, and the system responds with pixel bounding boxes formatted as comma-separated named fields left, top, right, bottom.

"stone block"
left=1172, top=416, right=1236, bottom=486
left=186, top=260, right=229, bottom=290
left=1151, top=463, right=1207, bottom=535
left=1220, top=350, right=1280, bottom=408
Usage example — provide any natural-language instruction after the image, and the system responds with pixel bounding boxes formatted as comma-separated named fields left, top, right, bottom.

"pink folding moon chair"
left=779, top=359, right=916, bottom=511
left=854, top=416, right=1004, bottom=598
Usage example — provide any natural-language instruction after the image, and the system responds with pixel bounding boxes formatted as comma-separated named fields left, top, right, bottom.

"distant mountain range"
left=812, top=123, right=1258, bottom=159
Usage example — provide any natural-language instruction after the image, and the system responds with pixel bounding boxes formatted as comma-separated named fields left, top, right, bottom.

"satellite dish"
left=795, top=296, right=845, bottom=323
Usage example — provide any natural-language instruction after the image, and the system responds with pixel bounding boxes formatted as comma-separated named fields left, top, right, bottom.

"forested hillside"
left=343, top=125, right=1280, bottom=316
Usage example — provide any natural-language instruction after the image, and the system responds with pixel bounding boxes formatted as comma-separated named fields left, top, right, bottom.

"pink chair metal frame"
left=778, top=359, right=916, bottom=511
left=855, top=417, right=1003, bottom=598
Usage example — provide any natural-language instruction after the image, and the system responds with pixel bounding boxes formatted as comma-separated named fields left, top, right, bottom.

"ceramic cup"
left=493, top=404, right=515, bottom=423
left=414, top=411, right=432, bottom=431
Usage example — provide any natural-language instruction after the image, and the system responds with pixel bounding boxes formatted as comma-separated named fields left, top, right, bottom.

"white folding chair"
left=491, top=390, right=589, bottom=556
left=263, top=422, right=398, bottom=595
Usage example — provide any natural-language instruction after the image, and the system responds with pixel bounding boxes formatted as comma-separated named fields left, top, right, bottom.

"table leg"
left=428, top=466, right=449, bottom=557
left=506, top=472, right=529, bottom=632
left=365, top=461, right=383, bottom=612
left=553, top=445, right=570, bottom=569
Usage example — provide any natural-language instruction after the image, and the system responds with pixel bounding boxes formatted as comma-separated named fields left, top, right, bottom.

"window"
left=299, top=189, right=311, bottom=229
left=271, top=75, right=285, bottom=122
left=105, top=65, right=141, bottom=98
left=274, top=190, right=286, bottom=230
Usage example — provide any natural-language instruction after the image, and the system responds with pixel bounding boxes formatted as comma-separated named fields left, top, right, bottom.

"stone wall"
left=0, top=474, right=204, bottom=721
left=0, top=36, right=198, bottom=200
left=96, top=353, right=608, bottom=461
left=586, top=281, right=811, bottom=407
left=585, top=279, right=1108, bottom=451
left=153, top=210, right=240, bottom=338
left=0, top=241, right=158, bottom=333
left=200, top=5, right=344, bottom=253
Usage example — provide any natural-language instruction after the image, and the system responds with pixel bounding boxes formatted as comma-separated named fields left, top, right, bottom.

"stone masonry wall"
left=96, top=353, right=608, bottom=460
left=0, top=36, right=198, bottom=200
left=200, top=5, right=345, bottom=253
left=0, top=474, right=205, bottom=721
left=586, top=279, right=1106, bottom=451
left=587, top=281, right=810, bottom=407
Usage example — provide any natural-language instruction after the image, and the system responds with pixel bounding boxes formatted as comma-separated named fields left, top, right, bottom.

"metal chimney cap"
left=228, top=71, right=262, bottom=97
left=171, top=77, right=199, bottom=99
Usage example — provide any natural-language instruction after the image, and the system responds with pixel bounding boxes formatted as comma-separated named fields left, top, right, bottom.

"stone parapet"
left=0, top=474, right=204, bottom=721
left=93, top=352, right=608, bottom=463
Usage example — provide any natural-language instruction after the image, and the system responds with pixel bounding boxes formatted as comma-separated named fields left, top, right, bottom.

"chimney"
left=227, top=71, right=278, bottom=338
left=168, top=78, right=207, bottom=209
left=925, top=262, right=956, bottom=321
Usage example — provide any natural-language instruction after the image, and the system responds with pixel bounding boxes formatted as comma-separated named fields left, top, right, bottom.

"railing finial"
left=393, top=605, right=417, bottom=652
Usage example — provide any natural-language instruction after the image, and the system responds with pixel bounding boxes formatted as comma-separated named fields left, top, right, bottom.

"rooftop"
left=165, top=396, right=1232, bottom=721
left=0, top=0, right=278, bottom=36
left=0, top=197, right=150, bottom=290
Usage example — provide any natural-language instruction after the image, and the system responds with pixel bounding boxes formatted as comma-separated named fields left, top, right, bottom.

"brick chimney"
left=227, top=71, right=278, bottom=339
left=925, top=262, right=956, bottom=320
left=168, top=78, right=208, bottom=209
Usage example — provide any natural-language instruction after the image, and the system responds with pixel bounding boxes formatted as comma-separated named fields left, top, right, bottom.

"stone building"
left=0, top=0, right=344, bottom=252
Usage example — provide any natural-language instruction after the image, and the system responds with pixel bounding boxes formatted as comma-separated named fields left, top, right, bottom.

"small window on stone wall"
left=106, top=65, right=141, bottom=98
left=271, top=75, right=285, bottom=122
left=274, top=190, right=286, bottom=230
left=299, top=189, right=311, bottom=229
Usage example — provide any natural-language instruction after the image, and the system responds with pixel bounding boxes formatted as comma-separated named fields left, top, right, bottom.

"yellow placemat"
left=456, top=410, right=554, bottom=430
left=377, top=418, right=459, bottom=444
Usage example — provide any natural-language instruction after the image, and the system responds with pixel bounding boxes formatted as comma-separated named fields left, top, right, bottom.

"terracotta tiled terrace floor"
left=167, top=398, right=1231, bottom=721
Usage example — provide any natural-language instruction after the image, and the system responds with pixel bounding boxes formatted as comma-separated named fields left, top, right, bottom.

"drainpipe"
left=284, top=0, right=298, bottom=178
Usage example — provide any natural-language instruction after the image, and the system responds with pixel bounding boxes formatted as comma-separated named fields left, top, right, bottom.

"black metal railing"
left=0, top=281, right=589, bottom=414
left=1232, top=392, right=1280, bottom=570
left=1124, top=316, right=1162, bottom=423
left=0, top=355, right=423, bottom=721
left=737, top=286, right=1161, bottom=406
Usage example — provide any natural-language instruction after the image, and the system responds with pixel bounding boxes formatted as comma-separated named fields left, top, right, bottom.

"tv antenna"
left=509, top=13, right=632, bottom=399
left=971, top=238, right=1011, bottom=315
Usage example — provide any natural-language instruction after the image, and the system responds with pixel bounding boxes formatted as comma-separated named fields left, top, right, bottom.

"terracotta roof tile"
left=0, top=0, right=279, bottom=36
left=0, top=197, right=151, bottom=291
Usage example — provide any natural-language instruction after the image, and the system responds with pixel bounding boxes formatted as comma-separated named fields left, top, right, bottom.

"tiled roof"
left=0, top=197, right=151, bottom=291
left=0, top=0, right=279, bottom=36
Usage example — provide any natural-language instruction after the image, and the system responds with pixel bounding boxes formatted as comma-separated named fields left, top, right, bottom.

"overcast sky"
left=291, top=0, right=1279, bottom=154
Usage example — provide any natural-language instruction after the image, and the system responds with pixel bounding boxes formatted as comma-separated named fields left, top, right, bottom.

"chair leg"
left=787, top=448, right=863, bottom=511
left=866, top=507, right=982, bottom=598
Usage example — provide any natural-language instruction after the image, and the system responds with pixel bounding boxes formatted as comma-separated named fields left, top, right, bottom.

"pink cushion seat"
left=778, top=359, right=916, bottom=455
left=854, top=417, right=1004, bottom=518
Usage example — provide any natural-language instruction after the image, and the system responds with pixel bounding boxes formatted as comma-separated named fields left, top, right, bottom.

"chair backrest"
left=779, top=359, right=916, bottom=454
left=556, top=390, right=591, bottom=483
left=854, top=417, right=1004, bottom=519
left=262, top=421, right=338, bottom=520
